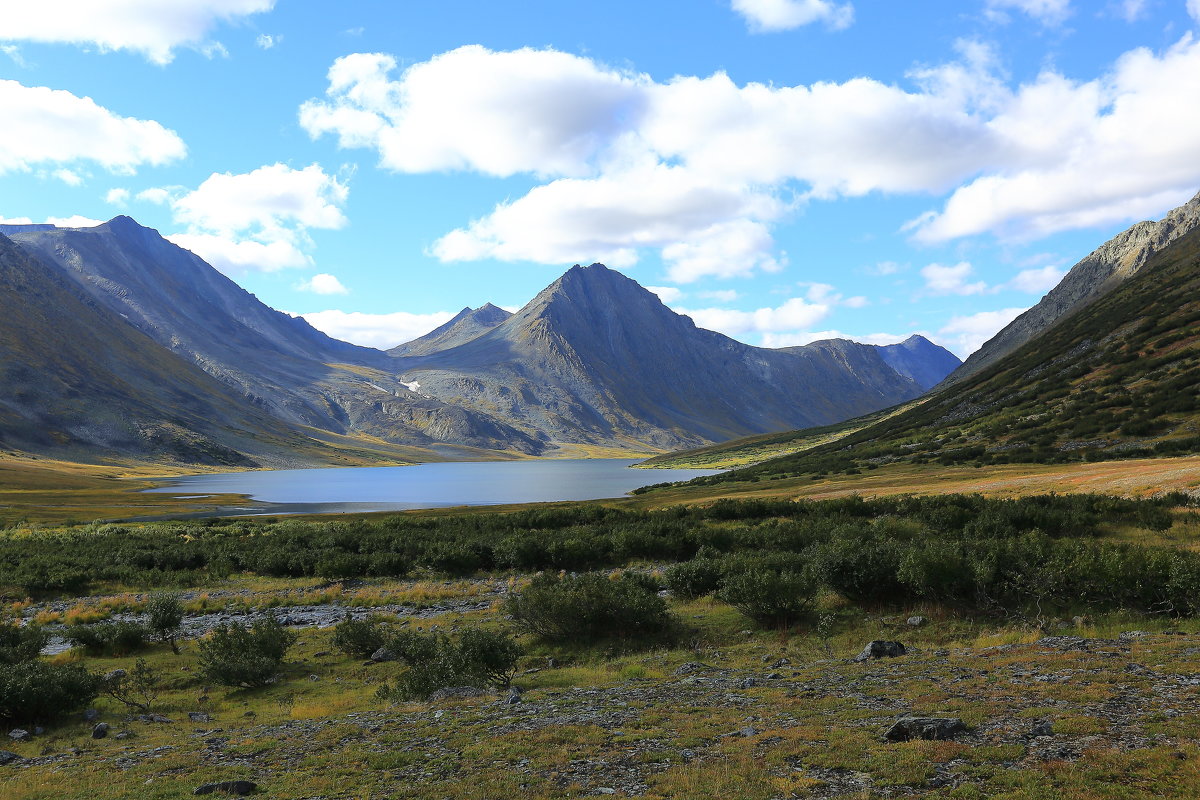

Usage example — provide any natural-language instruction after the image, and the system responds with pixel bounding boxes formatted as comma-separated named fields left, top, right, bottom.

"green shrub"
left=378, top=627, right=522, bottom=700
left=664, top=559, right=723, bottom=599
left=65, top=621, right=150, bottom=656
left=0, top=661, right=100, bottom=724
left=332, top=615, right=391, bottom=659
left=101, top=658, right=161, bottom=712
left=717, top=565, right=821, bottom=627
left=504, top=573, right=674, bottom=642
left=197, top=616, right=296, bottom=687
left=0, top=622, right=47, bottom=665
left=145, top=593, right=184, bottom=653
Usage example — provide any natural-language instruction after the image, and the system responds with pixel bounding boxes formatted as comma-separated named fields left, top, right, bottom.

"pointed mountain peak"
left=471, top=302, right=512, bottom=324
left=100, top=215, right=164, bottom=238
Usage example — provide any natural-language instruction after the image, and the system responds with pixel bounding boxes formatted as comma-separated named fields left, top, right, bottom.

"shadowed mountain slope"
left=947, top=191, right=1200, bottom=384
left=690, top=222, right=1200, bottom=486
left=2, top=218, right=543, bottom=455
left=389, top=303, right=512, bottom=356
left=395, top=264, right=930, bottom=452
left=0, top=233, right=316, bottom=465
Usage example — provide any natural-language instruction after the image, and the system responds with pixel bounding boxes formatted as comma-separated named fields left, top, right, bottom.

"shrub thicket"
left=0, top=661, right=99, bottom=724
left=197, top=617, right=296, bottom=687
left=65, top=621, right=150, bottom=656
left=505, top=573, right=674, bottom=642
left=377, top=627, right=522, bottom=700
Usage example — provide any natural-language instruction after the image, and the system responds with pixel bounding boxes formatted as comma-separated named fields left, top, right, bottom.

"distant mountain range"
left=0, top=217, right=959, bottom=465
left=688, top=191, right=1200, bottom=482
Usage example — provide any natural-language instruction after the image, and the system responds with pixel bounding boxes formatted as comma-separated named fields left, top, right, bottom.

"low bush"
left=504, top=573, right=674, bottom=642
left=145, top=593, right=184, bottom=653
left=664, top=559, right=723, bottom=599
left=332, top=615, right=390, bottom=659
left=65, top=621, right=150, bottom=656
left=0, top=622, right=48, bottom=665
left=197, top=616, right=296, bottom=688
left=717, top=564, right=821, bottom=627
left=101, top=658, right=161, bottom=712
left=379, top=627, right=522, bottom=701
left=0, top=661, right=100, bottom=724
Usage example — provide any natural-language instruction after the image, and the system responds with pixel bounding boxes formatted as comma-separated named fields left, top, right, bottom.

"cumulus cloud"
left=295, top=273, right=349, bottom=295
left=1006, top=264, right=1065, bottom=293
left=938, top=306, right=1028, bottom=356
left=730, top=0, right=854, bottom=32
left=646, top=286, right=684, bottom=303
left=911, top=35, right=1200, bottom=242
left=296, top=309, right=456, bottom=350
left=698, top=289, right=740, bottom=302
left=0, top=80, right=185, bottom=176
left=677, top=296, right=832, bottom=338
left=984, top=0, right=1072, bottom=25
left=255, top=33, right=278, bottom=49
left=161, top=163, right=349, bottom=273
left=0, top=0, right=275, bottom=64
left=105, top=187, right=129, bottom=206
left=920, top=262, right=989, bottom=295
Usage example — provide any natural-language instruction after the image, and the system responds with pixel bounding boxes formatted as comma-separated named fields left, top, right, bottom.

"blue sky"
left=2, top=0, right=1200, bottom=356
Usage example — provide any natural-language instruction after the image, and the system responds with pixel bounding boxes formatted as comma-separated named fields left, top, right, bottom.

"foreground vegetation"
left=5, top=493, right=1200, bottom=797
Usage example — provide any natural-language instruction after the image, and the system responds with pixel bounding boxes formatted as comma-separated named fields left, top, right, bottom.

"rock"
left=427, top=686, right=487, bottom=703
left=1071, top=615, right=1087, bottom=627
left=1035, top=636, right=1088, bottom=650
left=1031, top=720, right=1054, bottom=737
left=884, top=717, right=967, bottom=742
left=854, top=640, right=907, bottom=662
left=741, top=678, right=758, bottom=689
left=92, top=722, right=110, bottom=739
left=82, top=708, right=99, bottom=723
left=32, top=727, right=43, bottom=736
left=193, top=780, right=257, bottom=796
left=0, top=751, right=22, bottom=766
left=545, top=657, right=558, bottom=669
left=738, top=726, right=759, bottom=737
left=137, top=714, right=174, bottom=724
left=369, top=647, right=397, bottom=663
left=596, top=789, right=616, bottom=795
left=103, top=668, right=128, bottom=682
left=308, top=674, right=320, bottom=682
left=188, top=712, right=213, bottom=723
left=503, top=687, right=522, bottom=705
left=8, top=729, right=30, bottom=742
left=907, top=616, right=927, bottom=627
left=115, top=731, right=133, bottom=740
left=673, top=662, right=711, bottom=676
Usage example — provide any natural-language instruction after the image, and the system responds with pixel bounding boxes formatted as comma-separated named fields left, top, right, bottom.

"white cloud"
left=136, top=187, right=171, bottom=205
left=911, top=35, right=1200, bottom=242
left=761, top=330, right=916, bottom=348
left=1189, top=0, right=1200, bottom=22
left=1006, top=264, right=1065, bottom=293
left=646, top=285, right=684, bottom=304
left=866, top=261, right=904, bottom=276
left=0, top=0, right=275, bottom=64
left=920, top=262, right=988, bottom=295
left=1, top=45, right=28, bottom=68
left=0, top=80, right=185, bottom=176
left=0, top=214, right=102, bottom=228
left=938, top=306, right=1028, bottom=356
left=985, top=0, right=1072, bottom=25
left=255, top=33, right=278, bottom=49
left=105, top=187, right=129, bottom=206
left=295, top=273, right=349, bottom=295
left=162, top=163, right=349, bottom=273
left=698, top=289, right=740, bottom=302
left=730, top=0, right=854, bottom=32
left=1119, top=0, right=1148, bottom=21
left=53, top=168, right=83, bottom=186
left=296, top=309, right=456, bottom=350
left=677, top=296, right=832, bottom=338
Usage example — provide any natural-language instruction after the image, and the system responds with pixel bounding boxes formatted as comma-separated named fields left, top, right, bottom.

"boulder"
left=854, top=640, right=907, bottom=662
left=884, top=716, right=967, bottom=742
left=193, top=780, right=257, bottom=796
left=907, top=616, right=927, bottom=627
left=427, top=686, right=487, bottom=703
left=0, top=751, right=22, bottom=766
left=8, top=729, right=30, bottom=742
left=91, top=722, right=110, bottom=739
left=369, top=647, right=396, bottom=663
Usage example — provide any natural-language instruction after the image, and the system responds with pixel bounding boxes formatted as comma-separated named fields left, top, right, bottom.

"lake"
left=145, top=459, right=719, bottom=514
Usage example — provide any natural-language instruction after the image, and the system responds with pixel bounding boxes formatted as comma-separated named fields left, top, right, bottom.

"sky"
left=2, top=0, right=1200, bottom=357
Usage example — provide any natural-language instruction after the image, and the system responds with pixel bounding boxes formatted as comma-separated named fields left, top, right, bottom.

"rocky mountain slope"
left=697, top=220, right=1200, bottom=484
left=393, top=264, right=935, bottom=452
left=2, top=218, right=543, bottom=455
left=389, top=304, right=512, bottom=356
left=948, top=190, right=1200, bottom=384
left=0, top=233, right=315, bottom=465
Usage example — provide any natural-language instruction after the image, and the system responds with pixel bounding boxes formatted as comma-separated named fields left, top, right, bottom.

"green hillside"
left=689, top=224, right=1200, bottom=487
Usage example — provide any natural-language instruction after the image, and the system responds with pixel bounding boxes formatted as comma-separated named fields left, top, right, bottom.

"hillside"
left=690, top=221, right=1200, bottom=486
left=948, top=190, right=1200, bottom=384
left=2, top=218, right=544, bottom=455
left=394, top=264, right=932, bottom=452
left=389, top=303, right=512, bottom=356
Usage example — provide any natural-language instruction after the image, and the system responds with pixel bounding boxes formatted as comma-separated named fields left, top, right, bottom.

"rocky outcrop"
left=947, top=190, right=1200, bottom=384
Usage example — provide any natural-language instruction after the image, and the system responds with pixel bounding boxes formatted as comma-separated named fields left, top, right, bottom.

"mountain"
left=389, top=303, right=512, bottom=356
left=696, top=220, right=1200, bottom=484
left=392, top=264, right=932, bottom=451
left=2, top=218, right=543, bottom=455
left=947, top=190, right=1200, bottom=384
left=0, top=232, right=310, bottom=465
left=877, top=336, right=962, bottom=390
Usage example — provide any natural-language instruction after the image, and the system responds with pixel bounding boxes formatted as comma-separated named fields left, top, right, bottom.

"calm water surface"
left=146, top=459, right=719, bottom=513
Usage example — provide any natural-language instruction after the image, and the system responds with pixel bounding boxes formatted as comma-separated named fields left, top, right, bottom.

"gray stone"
left=907, top=616, right=928, bottom=627
left=82, top=708, right=99, bottom=722
left=673, top=662, right=711, bottom=676
left=1031, top=720, right=1054, bottom=737
left=193, top=780, right=257, bottom=796
left=103, top=668, right=127, bottom=682
left=854, top=640, right=907, bottom=662
left=427, top=686, right=487, bottom=703
left=0, top=751, right=22, bottom=766
left=188, top=712, right=213, bottom=723
left=884, top=717, right=967, bottom=742
left=92, top=722, right=110, bottom=739
left=8, top=729, right=30, bottom=742
left=369, top=647, right=396, bottom=663
left=503, top=687, right=522, bottom=705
